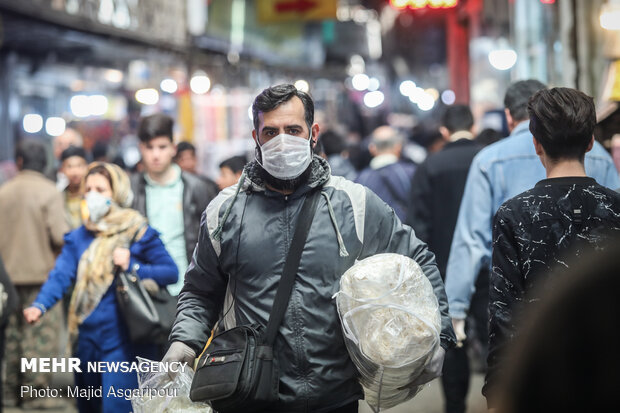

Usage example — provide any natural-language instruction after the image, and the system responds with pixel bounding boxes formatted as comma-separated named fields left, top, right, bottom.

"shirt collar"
left=535, top=176, right=597, bottom=187
left=510, top=120, right=531, bottom=137
left=449, top=130, right=474, bottom=142
left=144, top=163, right=182, bottom=187
left=370, top=154, right=398, bottom=170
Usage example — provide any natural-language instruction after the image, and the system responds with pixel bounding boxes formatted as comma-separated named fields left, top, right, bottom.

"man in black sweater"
left=484, top=87, right=620, bottom=410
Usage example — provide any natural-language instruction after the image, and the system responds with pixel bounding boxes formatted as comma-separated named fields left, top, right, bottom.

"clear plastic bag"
left=336, top=254, right=441, bottom=412
left=131, top=357, right=211, bottom=413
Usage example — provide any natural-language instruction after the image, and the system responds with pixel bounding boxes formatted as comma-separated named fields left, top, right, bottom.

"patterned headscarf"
left=68, top=162, right=147, bottom=343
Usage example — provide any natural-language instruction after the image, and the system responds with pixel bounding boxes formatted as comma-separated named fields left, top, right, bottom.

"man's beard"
left=258, top=163, right=312, bottom=192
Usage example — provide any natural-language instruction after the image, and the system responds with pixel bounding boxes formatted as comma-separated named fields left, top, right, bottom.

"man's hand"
left=162, top=341, right=197, bottom=366
left=23, top=307, right=43, bottom=324
left=452, top=318, right=466, bottom=347
left=113, top=247, right=131, bottom=271
left=405, top=346, right=446, bottom=388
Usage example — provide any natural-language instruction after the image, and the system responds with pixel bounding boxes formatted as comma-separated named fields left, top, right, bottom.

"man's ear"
left=586, top=136, right=594, bottom=153
left=533, top=136, right=544, bottom=156
left=310, top=123, right=320, bottom=147
left=369, top=143, right=378, bottom=157
left=252, top=129, right=259, bottom=146
left=505, top=108, right=514, bottom=130
left=439, top=126, right=450, bottom=141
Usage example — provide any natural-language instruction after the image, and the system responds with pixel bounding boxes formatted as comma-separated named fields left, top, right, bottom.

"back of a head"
left=371, top=126, right=403, bottom=153
left=252, top=84, right=314, bottom=132
left=92, top=141, right=108, bottom=161
left=16, top=140, right=47, bottom=173
left=219, top=155, right=247, bottom=174
left=320, top=130, right=347, bottom=156
left=138, top=113, right=174, bottom=143
left=504, top=79, right=547, bottom=122
left=527, top=87, right=596, bottom=160
left=476, top=128, right=503, bottom=147
left=441, top=104, right=474, bottom=134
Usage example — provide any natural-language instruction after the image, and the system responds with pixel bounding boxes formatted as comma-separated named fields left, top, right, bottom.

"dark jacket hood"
left=243, top=155, right=332, bottom=196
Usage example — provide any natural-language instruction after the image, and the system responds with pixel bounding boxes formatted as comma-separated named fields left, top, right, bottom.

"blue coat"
left=34, top=225, right=178, bottom=350
left=355, top=160, right=416, bottom=221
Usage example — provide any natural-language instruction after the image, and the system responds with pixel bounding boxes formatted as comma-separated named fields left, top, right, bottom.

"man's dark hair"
left=60, top=145, right=88, bottom=162
left=475, top=128, right=503, bottom=147
left=504, top=79, right=547, bottom=121
left=321, top=130, right=347, bottom=156
left=527, top=87, right=596, bottom=160
left=92, top=140, right=108, bottom=161
left=219, top=155, right=247, bottom=174
left=15, top=140, right=47, bottom=173
left=441, top=104, right=474, bottom=134
left=138, top=113, right=174, bottom=143
left=252, top=84, right=314, bottom=132
left=176, top=141, right=196, bottom=156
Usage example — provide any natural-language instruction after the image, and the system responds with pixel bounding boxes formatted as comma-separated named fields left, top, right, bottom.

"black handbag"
left=190, top=190, right=321, bottom=413
left=115, top=226, right=177, bottom=345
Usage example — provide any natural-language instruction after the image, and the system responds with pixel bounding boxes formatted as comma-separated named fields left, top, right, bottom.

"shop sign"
left=257, top=0, right=337, bottom=24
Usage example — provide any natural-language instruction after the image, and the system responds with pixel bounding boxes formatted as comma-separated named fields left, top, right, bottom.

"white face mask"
left=84, top=191, right=112, bottom=223
left=257, top=133, right=312, bottom=180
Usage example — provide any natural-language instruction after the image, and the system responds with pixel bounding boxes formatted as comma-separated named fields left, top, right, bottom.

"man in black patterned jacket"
left=484, top=87, right=620, bottom=409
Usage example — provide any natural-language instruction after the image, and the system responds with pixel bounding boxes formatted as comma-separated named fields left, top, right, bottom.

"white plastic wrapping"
left=336, top=253, right=441, bottom=411
left=131, top=357, right=211, bottom=413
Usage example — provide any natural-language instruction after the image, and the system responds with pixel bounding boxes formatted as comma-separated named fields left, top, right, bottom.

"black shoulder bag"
left=189, top=190, right=321, bottom=413
left=115, top=225, right=177, bottom=345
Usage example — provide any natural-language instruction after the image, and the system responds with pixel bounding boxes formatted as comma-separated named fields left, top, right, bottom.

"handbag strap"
left=262, top=189, right=321, bottom=346
left=114, top=223, right=147, bottom=277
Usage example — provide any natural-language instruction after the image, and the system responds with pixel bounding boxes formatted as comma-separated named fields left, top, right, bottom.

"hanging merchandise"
left=335, top=253, right=441, bottom=412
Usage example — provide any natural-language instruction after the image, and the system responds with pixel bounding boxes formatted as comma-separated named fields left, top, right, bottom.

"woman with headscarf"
left=23, top=162, right=178, bottom=413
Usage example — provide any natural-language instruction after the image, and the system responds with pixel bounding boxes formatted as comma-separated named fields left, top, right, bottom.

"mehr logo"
left=21, top=358, right=82, bottom=373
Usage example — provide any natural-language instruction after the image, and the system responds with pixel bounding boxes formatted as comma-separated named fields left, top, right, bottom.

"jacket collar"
left=243, top=155, right=331, bottom=198
left=510, top=120, right=530, bottom=138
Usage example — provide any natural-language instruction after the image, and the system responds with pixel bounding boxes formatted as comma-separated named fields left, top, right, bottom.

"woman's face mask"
left=83, top=191, right=112, bottom=223
left=257, top=132, right=312, bottom=180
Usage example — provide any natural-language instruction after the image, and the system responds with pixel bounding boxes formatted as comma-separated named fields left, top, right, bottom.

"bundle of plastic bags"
left=336, top=253, right=441, bottom=412
left=131, top=357, right=211, bottom=413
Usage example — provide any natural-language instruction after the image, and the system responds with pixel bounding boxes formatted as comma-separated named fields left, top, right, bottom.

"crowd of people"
left=0, top=79, right=618, bottom=413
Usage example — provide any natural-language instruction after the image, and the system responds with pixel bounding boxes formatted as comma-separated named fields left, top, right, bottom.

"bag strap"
left=262, top=190, right=321, bottom=346
left=129, top=223, right=147, bottom=245
left=114, top=223, right=147, bottom=278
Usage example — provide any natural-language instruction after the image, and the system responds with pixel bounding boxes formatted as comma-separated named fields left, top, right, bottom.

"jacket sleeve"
left=586, top=141, right=620, bottom=190
left=483, top=207, right=524, bottom=407
left=359, top=188, right=456, bottom=349
left=32, top=231, right=79, bottom=312
left=129, top=226, right=178, bottom=286
left=169, top=211, right=228, bottom=354
left=445, top=155, right=494, bottom=319
left=405, top=161, right=432, bottom=243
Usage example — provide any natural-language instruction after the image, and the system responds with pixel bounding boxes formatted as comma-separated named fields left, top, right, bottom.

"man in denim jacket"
left=444, top=80, right=620, bottom=346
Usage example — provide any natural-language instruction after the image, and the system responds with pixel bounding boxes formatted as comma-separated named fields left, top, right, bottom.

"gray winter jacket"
left=171, top=156, right=455, bottom=412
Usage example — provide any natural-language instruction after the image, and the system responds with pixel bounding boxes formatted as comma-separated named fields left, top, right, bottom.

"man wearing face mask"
left=164, top=84, right=455, bottom=412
